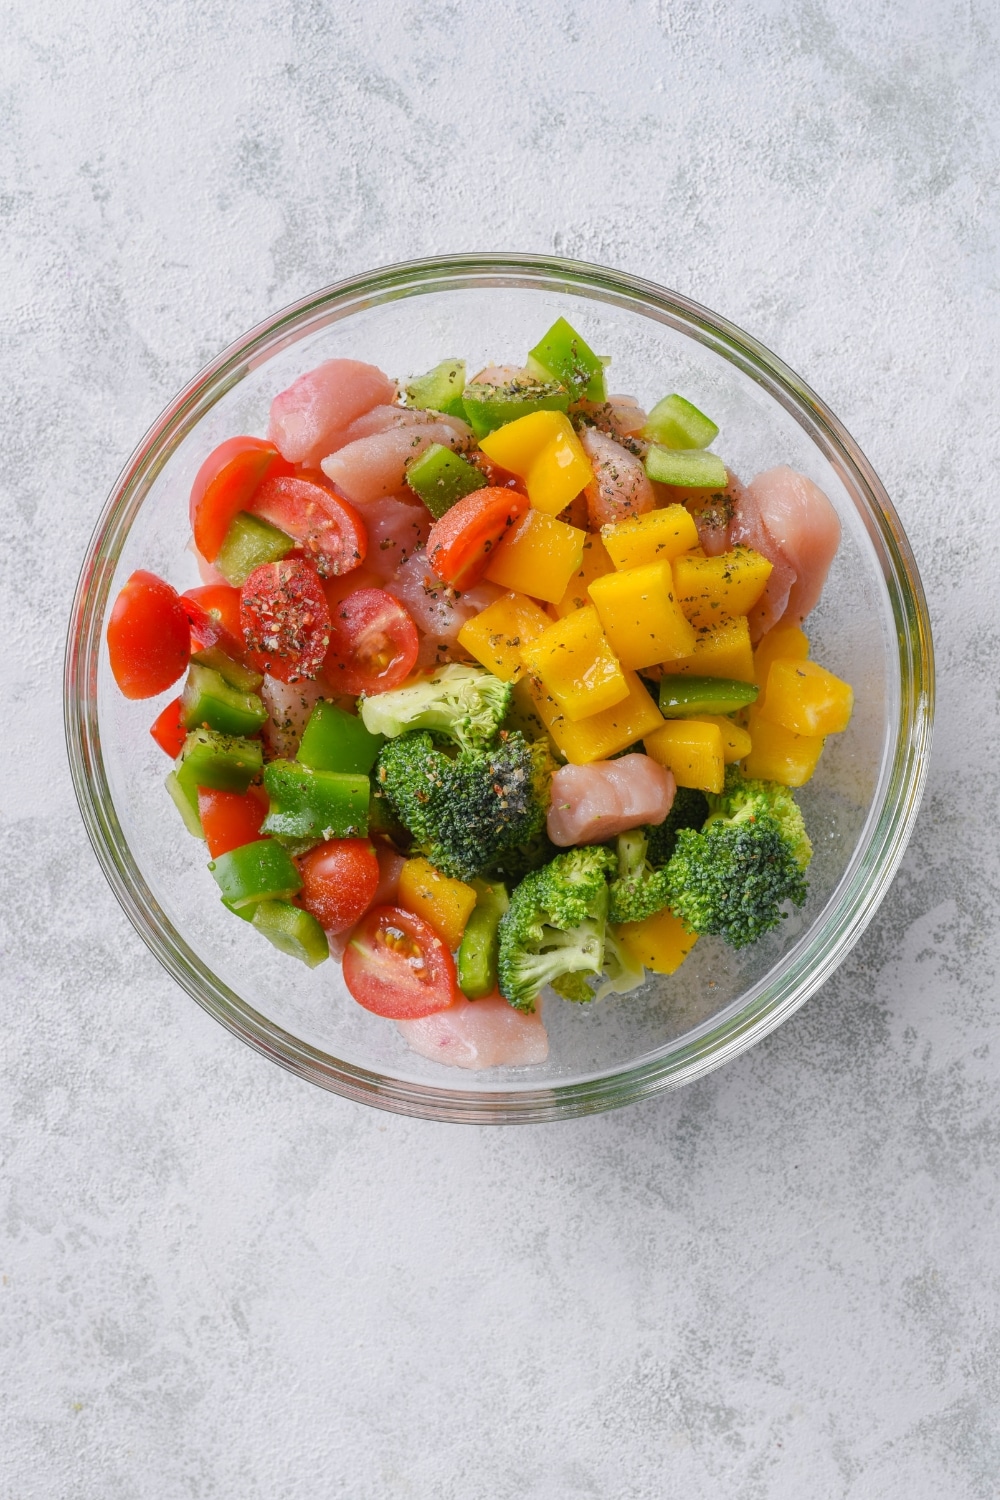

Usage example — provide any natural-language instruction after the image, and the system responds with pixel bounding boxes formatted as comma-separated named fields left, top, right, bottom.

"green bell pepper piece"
left=658, top=676, right=760, bottom=717
left=644, top=446, right=727, bottom=489
left=251, top=900, right=329, bottom=967
left=261, top=760, right=369, bottom=842
left=404, top=359, right=467, bottom=418
left=525, top=317, right=606, bottom=402
left=296, top=700, right=384, bottom=776
left=405, top=443, right=487, bottom=519
left=181, top=663, right=268, bottom=739
left=190, top=646, right=263, bottom=694
left=165, top=770, right=205, bottom=838
left=174, top=728, right=263, bottom=811
left=209, top=839, right=302, bottom=910
left=216, top=511, right=293, bottom=586
left=641, top=393, right=719, bottom=450
left=461, top=378, right=569, bottom=439
left=457, top=878, right=509, bottom=1000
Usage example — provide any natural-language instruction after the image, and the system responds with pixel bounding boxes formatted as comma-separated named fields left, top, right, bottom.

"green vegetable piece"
left=525, top=317, right=606, bottom=402
left=190, top=646, right=263, bottom=693
left=644, top=447, right=728, bottom=489
left=404, top=359, right=467, bottom=418
left=658, top=676, right=759, bottom=717
left=181, top=663, right=268, bottom=739
left=261, top=760, right=369, bottom=842
left=165, top=770, right=204, bottom=838
left=641, top=394, right=719, bottom=450
left=359, top=663, right=511, bottom=751
left=174, top=728, right=263, bottom=810
left=297, top=699, right=385, bottom=775
left=405, top=443, right=487, bottom=519
left=209, top=839, right=302, bottom=910
left=216, top=511, right=293, bottom=586
left=461, top=378, right=569, bottom=440
left=251, top=900, right=329, bottom=967
left=496, top=845, right=616, bottom=1012
left=458, top=878, right=510, bottom=999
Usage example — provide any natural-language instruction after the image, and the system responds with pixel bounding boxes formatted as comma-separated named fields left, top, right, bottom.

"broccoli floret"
left=497, top=846, right=616, bottom=1011
left=374, top=729, right=551, bottom=881
left=665, top=769, right=810, bottom=949
left=645, top=785, right=710, bottom=868
left=483, top=827, right=559, bottom=886
left=359, top=663, right=511, bottom=751
left=607, top=829, right=672, bottom=924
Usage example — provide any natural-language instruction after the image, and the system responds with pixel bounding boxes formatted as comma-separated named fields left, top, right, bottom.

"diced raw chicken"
left=260, top=674, right=326, bottom=758
left=386, top=553, right=504, bottom=665
left=320, top=423, right=468, bottom=504
left=730, top=465, right=841, bottom=639
left=396, top=993, right=550, bottom=1070
left=577, top=394, right=649, bottom=441
left=340, top=404, right=472, bottom=446
left=547, top=755, right=676, bottom=847
left=359, top=496, right=430, bottom=580
left=267, top=360, right=396, bottom=467
left=580, top=428, right=655, bottom=528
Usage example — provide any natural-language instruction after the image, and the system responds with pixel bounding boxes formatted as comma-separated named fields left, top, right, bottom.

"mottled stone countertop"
left=2, top=3, right=998, bottom=1496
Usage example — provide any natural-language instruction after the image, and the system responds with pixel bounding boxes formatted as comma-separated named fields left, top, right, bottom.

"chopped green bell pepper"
left=457, top=877, right=509, bottom=1000
left=404, top=359, right=467, bottom=418
left=174, top=728, right=263, bottom=810
left=165, top=770, right=205, bottom=838
left=296, top=700, right=384, bottom=776
left=658, top=676, right=760, bottom=717
left=641, top=393, right=719, bottom=450
left=644, top=446, right=728, bottom=489
left=525, top=317, right=606, bottom=402
left=405, top=443, right=487, bottom=519
left=181, top=663, right=268, bottom=739
left=462, top=378, right=569, bottom=440
left=209, top=839, right=302, bottom=910
left=190, top=646, right=262, bottom=694
left=216, top=511, right=293, bottom=586
left=251, top=900, right=329, bottom=967
left=261, top=760, right=370, bottom=842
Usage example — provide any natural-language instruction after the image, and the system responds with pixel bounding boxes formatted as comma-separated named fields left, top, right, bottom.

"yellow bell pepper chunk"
left=524, top=669, right=663, bottom=764
left=397, top=857, right=477, bottom=951
left=520, top=606, right=629, bottom=722
left=659, top=615, right=755, bottom=682
left=758, top=658, right=854, bottom=737
left=456, top=591, right=551, bottom=682
left=613, top=909, right=698, bottom=975
left=743, top=709, right=824, bottom=787
left=601, top=504, right=699, bottom=569
left=479, top=410, right=593, bottom=516
left=697, top=714, right=753, bottom=764
left=673, top=546, right=773, bottom=629
left=484, top=510, right=585, bottom=603
left=753, top=623, right=809, bottom=686
left=643, top=719, right=725, bottom=793
left=552, top=533, right=615, bottom=618
left=588, top=560, right=696, bottom=669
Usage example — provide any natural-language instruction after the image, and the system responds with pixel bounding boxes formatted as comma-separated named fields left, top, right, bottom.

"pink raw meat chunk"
left=547, top=755, right=676, bottom=847
left=730, top=465, right=841, bottom=639
left=267, top=359, right=396, bottom=467
left=386, top=552, right=503, bottom=667
left=260, top=674, right=325, bottom=759
left=341, top=405, right=472, bottom=445
left=397, top=994, right=550, bottom=1070
left=580, top=428, right=655, bottom=528
left=576, top=394, right=649, bottom=440
left=360, top=496, right=430, bottom=579
left=321, top=423, right=468, bottom=504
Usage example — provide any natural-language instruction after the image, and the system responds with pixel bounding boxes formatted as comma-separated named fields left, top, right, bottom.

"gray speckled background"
left=2, top=2, right=998, bottom=1495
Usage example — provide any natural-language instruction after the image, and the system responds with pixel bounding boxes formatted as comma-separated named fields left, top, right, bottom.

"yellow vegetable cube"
left=743, top=710, right=824, bottom=787
left=614, top=909, right=698, bottom=975
left=753, top=623, right=809, bottom=686
left=480, top=410, right=593, bottom=516
left=644, top=719, right=725, bottom=793
left=588, top=560, right=696, bottom=669
left=659, top=615, right=755, bottom=682
left=601, top=504, right=699, bottom=569
left=673, top=546, right=773, bottom=629
left=520, top=606, right=629, bottom=722
left=484, top=510, right=585, bottom=603
left=758, top=658, right=854, bottom=737
left=456, top=591, right=551, bottom=681
left=552, top=533, right=615, bottom=617
left=525, top=669, right=663, bottom=764
left=698, top=714, right=753, bottom=764
left=397, top=857, right=477, bottom=951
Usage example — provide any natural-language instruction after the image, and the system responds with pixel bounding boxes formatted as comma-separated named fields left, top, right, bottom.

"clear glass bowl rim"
left=64, top=252, right=934, bottom=1124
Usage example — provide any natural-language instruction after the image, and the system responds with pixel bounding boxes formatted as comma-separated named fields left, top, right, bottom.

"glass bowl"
left=65, top=254, right=933, bottom=1123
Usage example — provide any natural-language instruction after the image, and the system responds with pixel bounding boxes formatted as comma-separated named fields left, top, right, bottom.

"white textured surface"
left=2, top=3, right=998, bottom=1495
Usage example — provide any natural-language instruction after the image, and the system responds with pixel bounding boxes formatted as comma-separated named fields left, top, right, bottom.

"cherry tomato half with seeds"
left=342, top=905, right=458, bottom=1019
left=249, top=472, right=367, bottom=579
left=425, top=485, right=529, bottom=590
left=107, top=570, right=191, bottom=699
left=241, top=558, right=331, bottom=683
left=323, top=587, right=418, bottom=696
left=297, top=839, right=380, bottom=934
left=190, top=437, right=293, bottom=563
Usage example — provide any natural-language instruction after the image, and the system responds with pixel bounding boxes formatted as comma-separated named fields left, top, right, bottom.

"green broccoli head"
left=607, top=829, right=673, bottom=925
left=644, top=785, right=711, bottom=869
left=497, top=845, right=616, bottom=1011
left=374, top=729, right=550, bottom=882
left=359, top=663, right=512, bottom=752
left=706, top=767, right=812, bottom=869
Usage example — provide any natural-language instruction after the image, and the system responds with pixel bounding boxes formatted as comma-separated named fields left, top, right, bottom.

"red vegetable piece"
left=190, top=437, right=293, bottom=563
left=107, top=570, right=191, bottom=699
left=342, top=905, right=458, bottom=1019
left=180, top=593, right=245, bottom=659
left=323, top=587, right=418, bottom=697
left=240, top=558, right=331, bottom=683
left=197, top=786, right=269, bottom=859
left=249, top=472, right=367, bottom=578
left=149, top=697, right=188, bottom=758
left=425, top=485, right=529, bottom=590
left=297, top=839, right=380, bottom=933
left=181, top=584, right=244, bottom=648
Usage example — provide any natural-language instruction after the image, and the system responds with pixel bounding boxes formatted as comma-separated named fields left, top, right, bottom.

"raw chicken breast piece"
left=397, top=994, right=549, bottom=1070
left=321, top=423, right=468, bottom=504
left=547, top=755, right=676, bottom=847
left=579, top=427, right=655, bottom=528
left=268, top=360, right=396, bottom=467
left=386, top=553, right=503, bottom=646
left=577, top=394, right=649, bottom=441
left=260, top=674, right=326, bottom=758
left=730, top=465, right=841, bottom=639
left=359, top=496, right=430, bottom=580
left=340, top=405, right=472, bottom=445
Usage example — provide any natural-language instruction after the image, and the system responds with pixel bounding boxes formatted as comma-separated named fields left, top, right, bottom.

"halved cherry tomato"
left=241, top=558, right=331, bottom=683
left=426, top=485, right=529, bottom=590
left=190, top=437, right=292, bottom=563
left=180, top=592, right=245, bottom=660
left=149, top=697, right=187, bottom=757
left=197, top=786, right=269, bottom=858
left=107, top=570, right=191, bottom=699
left=181, top=584, right=243, bottom=646
left=249, top=472, right=367, bottom=579
left=323, top=587, right=418, bottom=696
left=342, top=905, right=458, bottom=1019
left=297, top=838, right=380, bottom=933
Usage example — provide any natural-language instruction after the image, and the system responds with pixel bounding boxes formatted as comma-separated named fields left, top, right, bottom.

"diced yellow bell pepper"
left=672, top=546, right=773, bottom=629
left=479, top=410, right=593, bottom=516
left=659, top=615, right=755, bottom=682
left=456, top=591, right=551, bottom=682
left=524, top=669, right=663, bottom=764
left=758, top=658, right=854, bottom=737
left=698, top=714, right=753, bottom=764
left=520, top=606, right=628, bottom=722
left=588, top=560, right=696, bottom=669
left=644, top=719, right=725, bottom=793
left=613, top=909, right=698, bottom=975
left=484, top=510, right=585, bottom=603
left=397, top=857, right=477, bottom=951
left=753, top=623, right=809, bottom=686
left=552, top=533, right=615, bottom=617
left=601, top=504, right=699, bottom=569
left=743, top=709, right=824, bottom=787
